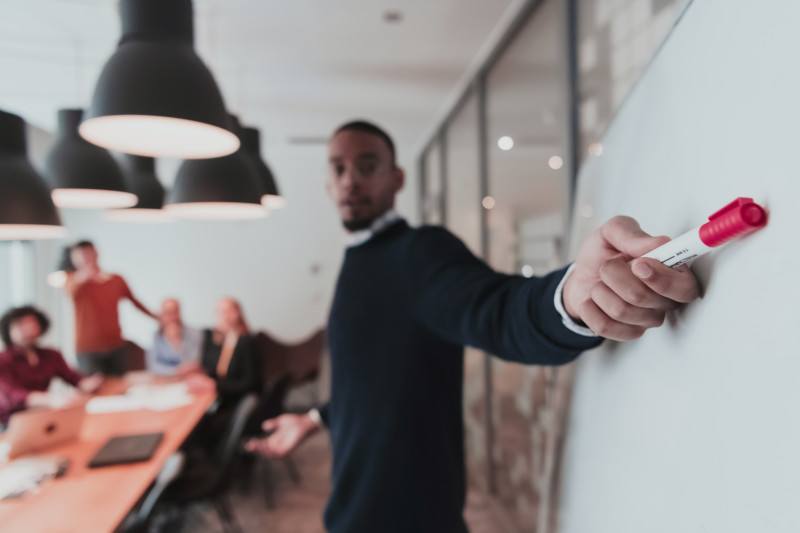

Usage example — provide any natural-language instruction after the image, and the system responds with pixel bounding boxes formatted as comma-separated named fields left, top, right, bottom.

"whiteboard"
left=560, top=1, right=800, bottom=532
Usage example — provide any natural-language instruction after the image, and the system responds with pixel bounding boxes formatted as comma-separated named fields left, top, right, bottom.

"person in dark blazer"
left=201, top=297, right=261, bottom=405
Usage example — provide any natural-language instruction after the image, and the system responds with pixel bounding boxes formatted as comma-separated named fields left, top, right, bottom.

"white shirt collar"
left=346, top=209, right=403, bottom=247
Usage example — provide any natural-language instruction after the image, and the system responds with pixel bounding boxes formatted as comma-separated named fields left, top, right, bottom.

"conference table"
left=0, top=376, right=216, bottom=533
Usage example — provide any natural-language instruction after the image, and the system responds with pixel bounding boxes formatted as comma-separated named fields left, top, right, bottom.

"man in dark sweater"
left=246, top=121, right=699, bottom=532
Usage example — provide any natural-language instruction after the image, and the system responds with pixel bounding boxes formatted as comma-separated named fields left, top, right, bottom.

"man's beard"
left=342, top=216, right=375, bottom=232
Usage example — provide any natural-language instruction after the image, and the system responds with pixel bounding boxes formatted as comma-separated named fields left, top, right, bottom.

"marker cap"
left=699, top=197, right=767, bottom=247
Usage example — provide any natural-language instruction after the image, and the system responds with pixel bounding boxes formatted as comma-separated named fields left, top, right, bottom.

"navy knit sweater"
left=321, top=220, right=602, bottom=533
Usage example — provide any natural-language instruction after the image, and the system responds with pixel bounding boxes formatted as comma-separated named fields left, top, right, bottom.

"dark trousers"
left=77, top=345, right=127, bottom=376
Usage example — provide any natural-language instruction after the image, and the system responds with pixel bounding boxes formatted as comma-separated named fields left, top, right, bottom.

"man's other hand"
left=244, top=413, right=320, bottom=458
left=563, top=216, right=700, bottom=341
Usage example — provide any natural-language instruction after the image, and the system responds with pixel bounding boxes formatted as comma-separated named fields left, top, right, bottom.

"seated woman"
left=187, top=298, right=260, bottom=447
left=201, top=297, right=261, bottom=405
left=146, top=298, right=202, bottom=375
left=0, top=306, right=102, bottom=425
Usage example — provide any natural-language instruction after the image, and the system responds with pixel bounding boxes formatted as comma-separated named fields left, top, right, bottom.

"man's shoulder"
left=402, top=224, right=470, bottom=254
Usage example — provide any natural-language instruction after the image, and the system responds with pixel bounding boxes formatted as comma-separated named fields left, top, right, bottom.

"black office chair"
left=122, top=452, right=184, bottom=533
left=160, top=393, right=258, bottom=533
left=244, top=373, right=300, bottom=508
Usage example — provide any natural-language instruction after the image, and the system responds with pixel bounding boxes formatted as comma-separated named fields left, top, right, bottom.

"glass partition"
left=484, top=0, right=571, bottom=529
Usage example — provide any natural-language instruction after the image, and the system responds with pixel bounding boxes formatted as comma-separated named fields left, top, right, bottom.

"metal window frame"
left=414, top=0, right=582, bottom=498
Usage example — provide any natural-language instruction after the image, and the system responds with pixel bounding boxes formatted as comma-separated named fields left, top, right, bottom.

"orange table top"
left=0, top=377, right=216, bottom=533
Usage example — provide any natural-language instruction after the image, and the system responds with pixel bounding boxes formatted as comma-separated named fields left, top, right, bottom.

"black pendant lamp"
left=47, top=246, right=75, bottom=288
left=79, top=0, right=239, bottom=159
left=0, top=110, right=65, bottom=240
left=166, top=116, right=267, bottom=220
left=44, top=109, right=137, bottom=209
left=106, top=155, right=173, bottom=222
left=241, top=127, right=285, bottom=209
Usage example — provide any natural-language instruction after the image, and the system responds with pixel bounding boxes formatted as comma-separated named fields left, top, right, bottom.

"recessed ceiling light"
left=588, top=143, right=603, bottom=156
left=497, top=136, right=514, bottom=151
left=548, top=156, right=564, bottom=170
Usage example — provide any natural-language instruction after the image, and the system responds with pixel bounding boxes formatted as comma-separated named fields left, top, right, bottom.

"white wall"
left=560, top=1, right=800, bottom=532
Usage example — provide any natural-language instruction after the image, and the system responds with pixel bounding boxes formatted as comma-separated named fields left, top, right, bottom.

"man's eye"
left=332, top=165, right=345, bottom=176
left=359, top=163, right=376, bottom=175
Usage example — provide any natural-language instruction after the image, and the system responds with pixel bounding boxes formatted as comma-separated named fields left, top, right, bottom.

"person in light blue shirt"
left=146, top=298, right=202, bottom=375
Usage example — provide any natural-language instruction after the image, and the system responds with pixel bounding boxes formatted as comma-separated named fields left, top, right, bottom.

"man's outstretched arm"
left=406, top=216, right=699, bottom=363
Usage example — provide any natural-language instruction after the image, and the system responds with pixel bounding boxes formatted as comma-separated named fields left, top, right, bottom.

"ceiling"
left=0, top=0, right=515, bottom=181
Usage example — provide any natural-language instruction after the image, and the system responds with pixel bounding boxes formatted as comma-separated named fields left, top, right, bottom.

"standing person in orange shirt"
left=64, top=240, right=159, bottom=376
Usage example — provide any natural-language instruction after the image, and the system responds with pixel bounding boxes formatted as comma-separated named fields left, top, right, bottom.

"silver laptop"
left=6, top=405, right=86, bottom=459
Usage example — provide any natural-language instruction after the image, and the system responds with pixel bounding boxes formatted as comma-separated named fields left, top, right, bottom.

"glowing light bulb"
left=497, top=136, right=514, bottom=151
left=548, top=156, right=564, bottom=170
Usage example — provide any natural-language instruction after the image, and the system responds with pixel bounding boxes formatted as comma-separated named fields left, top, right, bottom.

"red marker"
left=642, top=197, right=768, bottom=267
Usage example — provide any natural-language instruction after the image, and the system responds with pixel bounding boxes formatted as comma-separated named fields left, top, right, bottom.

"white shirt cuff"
left=308, top=407, right=325, bottom=428
left=554, top=264, right=598, bottom=337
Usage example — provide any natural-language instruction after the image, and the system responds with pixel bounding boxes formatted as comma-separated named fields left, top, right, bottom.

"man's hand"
left=563, top=216, right=700, bottom=341
left=244, top=413, right=320, bottom=458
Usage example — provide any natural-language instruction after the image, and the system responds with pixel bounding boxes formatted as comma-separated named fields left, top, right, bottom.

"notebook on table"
left=88, top=432, right=164, bottom=468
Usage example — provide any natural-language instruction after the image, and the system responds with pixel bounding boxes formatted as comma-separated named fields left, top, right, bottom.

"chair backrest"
left=215, top=393, right=258, bottom=466
left=255, top=329, right=325, bottom=387
left=125, top=452, right=184, bottom=532
left=260, top=373, right=294, bottom=421
left=246, top=373, right=294, bottom=435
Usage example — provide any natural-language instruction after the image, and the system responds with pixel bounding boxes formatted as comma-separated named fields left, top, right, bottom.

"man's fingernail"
left=632, top=262, right=652, bottom=279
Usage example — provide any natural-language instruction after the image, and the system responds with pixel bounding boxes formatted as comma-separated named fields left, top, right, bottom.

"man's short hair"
left=0, top=305, right=50, bottom=348
left=333, top=120, right=396, bottom=166
left=72, top=240, right=94, bottom=251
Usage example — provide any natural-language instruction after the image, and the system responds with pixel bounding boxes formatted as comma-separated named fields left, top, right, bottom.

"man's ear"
left=392, top=166, right=405, bottom=193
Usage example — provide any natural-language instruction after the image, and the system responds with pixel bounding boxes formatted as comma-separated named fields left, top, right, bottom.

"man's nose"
left=340, top=167, right=360, bottom=189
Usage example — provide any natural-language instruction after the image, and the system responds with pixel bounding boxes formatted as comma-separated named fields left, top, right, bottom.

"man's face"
left=9, top=315, right=42, bottom=349
left=71, top=245, right=99, bottom=272
left=161, top=299, right=181, bottom=325
left=326, top=130, right=404, bottom=231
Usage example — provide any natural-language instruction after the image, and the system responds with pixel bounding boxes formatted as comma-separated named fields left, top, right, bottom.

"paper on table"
left=86, top=395, right=146, bottom=414
left=0, top=457, right=63, bottom=500
left=86, top=383, right=194, bottom=414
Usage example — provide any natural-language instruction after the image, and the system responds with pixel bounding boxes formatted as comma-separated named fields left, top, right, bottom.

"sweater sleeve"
left=405, top=226, right=602, bottom=365
left=0, top=368, right=31, bottom=423
left=50, top=350, right=83, bottom=387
